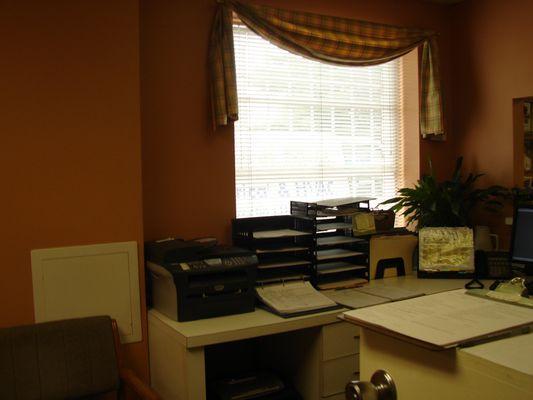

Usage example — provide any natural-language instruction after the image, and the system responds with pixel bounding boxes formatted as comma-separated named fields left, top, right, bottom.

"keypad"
left=180, top=255, right=257, bottom=271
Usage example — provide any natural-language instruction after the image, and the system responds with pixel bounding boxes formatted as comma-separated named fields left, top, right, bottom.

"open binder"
left=343, top=289, right=533, bottom=350
left=255, top=278, right=341, bottom=318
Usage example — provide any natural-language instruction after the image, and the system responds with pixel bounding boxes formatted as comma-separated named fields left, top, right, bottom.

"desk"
left=148, top=275, right=471, bottom=400
left=357, top=327, right=533, bottom=399
left=149, top=307, right=358, bottom=400
left=342, top=279, right=533, bottom=399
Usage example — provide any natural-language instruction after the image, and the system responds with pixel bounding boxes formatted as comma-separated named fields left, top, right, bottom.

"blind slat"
left=233, top=24, right=408, bottom=218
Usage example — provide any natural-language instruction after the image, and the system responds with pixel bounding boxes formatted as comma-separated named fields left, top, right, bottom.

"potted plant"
left=381, top=157, right=507, bottom=229
left=510, top=186, right=533, bottom=206
left=381, top=157, right=507, bottom=276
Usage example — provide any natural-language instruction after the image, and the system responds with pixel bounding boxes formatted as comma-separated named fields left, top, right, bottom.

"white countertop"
left=461, top=331, right=533, bottom=377
left=149, top=306, right=343, bottom=348
left=148, top=274, right=475, bottom=348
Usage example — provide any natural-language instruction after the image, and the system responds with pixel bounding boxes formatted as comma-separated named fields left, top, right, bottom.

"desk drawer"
left=322, top=392, right=357, bottom=400
left=322, top=321, right=360, bottom=360
left=322, top=354, right=360, bottom=396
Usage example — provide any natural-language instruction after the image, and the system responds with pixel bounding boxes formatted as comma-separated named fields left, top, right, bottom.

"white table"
left=148, top=275, right=471, bottom=400
left=356, top=328, right=533, bottom=399
left=342, top=278, right=533, bottom=399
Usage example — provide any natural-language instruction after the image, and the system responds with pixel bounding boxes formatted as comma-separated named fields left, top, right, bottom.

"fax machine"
left=146, top=238, right=258, bottom=321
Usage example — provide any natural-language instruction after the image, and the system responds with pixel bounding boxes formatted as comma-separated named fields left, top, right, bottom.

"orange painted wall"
left=451, top=0, right=533, bottom=246
left=0, top=0, right=148, bottom=379
left=452, top=0, right=533, bottom=186
left=140, top=0, right=457, bottom=245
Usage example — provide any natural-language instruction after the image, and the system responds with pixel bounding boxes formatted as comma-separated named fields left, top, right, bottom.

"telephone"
left=475, top=250, right=512, bottom=279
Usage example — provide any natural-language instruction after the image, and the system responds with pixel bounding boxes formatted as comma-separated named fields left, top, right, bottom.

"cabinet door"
left=322, top=355, right=360, bottom=397
left=359, top=328, right=533, bottom=400
left=322, top=321, right=360, bottom=360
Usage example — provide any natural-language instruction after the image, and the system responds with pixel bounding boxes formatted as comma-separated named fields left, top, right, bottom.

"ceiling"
left=424, top=0, right=465, bottom=4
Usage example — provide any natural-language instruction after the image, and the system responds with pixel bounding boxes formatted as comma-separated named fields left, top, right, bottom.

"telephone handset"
left=475, top=250, right=512, bottom=279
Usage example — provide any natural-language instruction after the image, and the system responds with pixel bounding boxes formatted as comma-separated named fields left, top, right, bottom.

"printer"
left=146, top=238, right=258, bottom=322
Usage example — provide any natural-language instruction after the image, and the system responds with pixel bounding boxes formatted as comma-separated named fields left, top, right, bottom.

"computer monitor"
left=510, top=204, right=533, bottom=276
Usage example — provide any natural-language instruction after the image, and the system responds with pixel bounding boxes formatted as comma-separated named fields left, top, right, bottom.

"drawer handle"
left=346, top=370, right=396, bottom=400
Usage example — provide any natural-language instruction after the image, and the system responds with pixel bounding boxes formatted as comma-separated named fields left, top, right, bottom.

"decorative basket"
left=372, top=209, right=395, bottom=231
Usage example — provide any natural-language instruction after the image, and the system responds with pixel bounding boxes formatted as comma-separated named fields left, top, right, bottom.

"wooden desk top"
left=365, top=273, right=472, bottom=294
left=148, top=274, right=476, bottom=349
left=461, top=332, right=533, bottom=377
left=149, top=306, right=343, bottom=348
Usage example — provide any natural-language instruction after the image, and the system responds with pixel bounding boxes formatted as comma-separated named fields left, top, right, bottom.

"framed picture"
left=418, top=227, right=474, bottom=276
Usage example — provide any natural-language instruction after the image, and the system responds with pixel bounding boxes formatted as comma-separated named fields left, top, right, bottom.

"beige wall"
left=451, top=0, right=533, bottom=246
left=0, top=0, right=148, bottom=379
left=453, top=0, right=533, bottom=185
left=2, top=0, right=529, bottom=384
left=140, top=0, right=457, bottom=245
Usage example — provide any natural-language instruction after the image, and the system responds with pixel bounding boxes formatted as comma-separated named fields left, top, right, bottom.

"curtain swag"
left=209, top=0, right=445, bottom=138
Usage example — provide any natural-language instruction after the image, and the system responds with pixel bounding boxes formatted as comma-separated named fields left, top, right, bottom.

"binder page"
left=355, top=285, right=425, bottom=301
left=256, top=281, right=337, bottom=314
left=323, top=289, right=390, bottom=309
left=343, top=289, right=533, bottom=348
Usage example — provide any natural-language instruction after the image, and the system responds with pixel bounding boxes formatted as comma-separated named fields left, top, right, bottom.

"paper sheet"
left=343, top=289, right=533, bottom=348
left=316, top=261, right=366, bottom=275
left=258, top=259, right=310, bottom=269
left=323, top=289, right=390, bottom=309
left=355, top=285, right=425, bottom=301
left=317, top=236, right=363, bottom=246
left=316, top=248, right=364, bottom=260
left=253, top=229, right=310, bottom=239
left=256, top=281, right=337, bottom=315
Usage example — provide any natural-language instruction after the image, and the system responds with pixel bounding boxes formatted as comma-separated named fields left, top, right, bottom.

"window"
left=234, top=23, right=419, bottom=218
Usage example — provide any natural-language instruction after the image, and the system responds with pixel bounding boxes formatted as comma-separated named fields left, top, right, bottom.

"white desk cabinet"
left=148, top=276, right=474, bottom=399
left=148, top=309, right=360, bottom=400
left=359, top=328, right=533, bottom=399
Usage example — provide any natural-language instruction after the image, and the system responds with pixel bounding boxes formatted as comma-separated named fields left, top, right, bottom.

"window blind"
left=234, top=23, right=414, bottom=218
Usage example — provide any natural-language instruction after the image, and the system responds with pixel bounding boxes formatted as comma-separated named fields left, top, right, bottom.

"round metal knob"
left=346, top=370, right=397, bottom=400
left=346, top=380, right=374, bottom=400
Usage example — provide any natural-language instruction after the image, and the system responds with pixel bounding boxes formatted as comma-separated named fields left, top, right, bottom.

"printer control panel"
left=222, top=255, right=258, bottom=267
left=178, top=255, right=258, bottom=272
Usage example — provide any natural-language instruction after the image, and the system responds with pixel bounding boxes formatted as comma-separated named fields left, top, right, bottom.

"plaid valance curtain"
left=209, top=0, right=444, bottom=138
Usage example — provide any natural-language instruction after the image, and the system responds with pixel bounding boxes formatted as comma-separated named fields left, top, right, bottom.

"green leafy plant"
left=510, top=186, right=533, bottom=205
left=381, top=157, right=507, bottom=228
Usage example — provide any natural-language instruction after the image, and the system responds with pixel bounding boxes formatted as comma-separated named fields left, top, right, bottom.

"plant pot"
left=372, top=210, right=395, bottom=231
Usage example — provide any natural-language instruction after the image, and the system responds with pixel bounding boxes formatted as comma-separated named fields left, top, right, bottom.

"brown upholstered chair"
left=0, top=316, right=160, bottom=400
